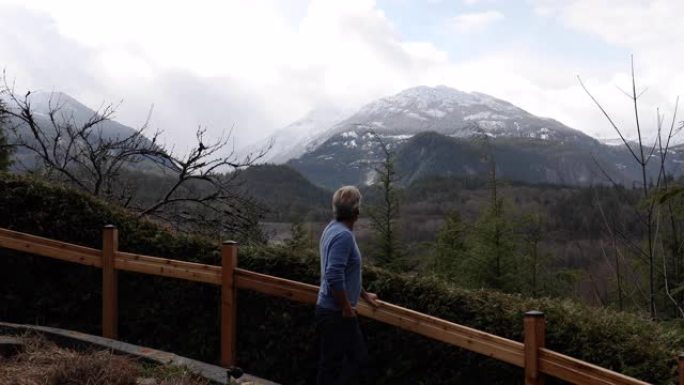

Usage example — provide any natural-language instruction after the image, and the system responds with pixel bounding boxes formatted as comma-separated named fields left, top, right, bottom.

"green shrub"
left=0, top=173, right=681, bottom=384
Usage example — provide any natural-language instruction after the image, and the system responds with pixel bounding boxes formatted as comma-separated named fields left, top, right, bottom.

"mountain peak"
left=20, top=91, right=102, bottom=124
left=397, top=85, right=467, bottom=96
left=354, top=86, right=524, bottom=122
left=256, top=84, right=597, bottom=165
left=237, top=105, right=351, bottom=164
left=27, top=90, right=79, bottom=107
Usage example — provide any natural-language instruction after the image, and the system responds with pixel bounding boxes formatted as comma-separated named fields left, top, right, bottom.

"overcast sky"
left=1, top=0, right=683, bottom=150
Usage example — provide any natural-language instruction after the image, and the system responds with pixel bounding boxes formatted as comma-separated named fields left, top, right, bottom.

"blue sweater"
left=316, top=220, right=362, bottom=311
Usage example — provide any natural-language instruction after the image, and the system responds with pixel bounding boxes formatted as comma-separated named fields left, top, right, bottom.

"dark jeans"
left=315, top=306, right=368, bottom=385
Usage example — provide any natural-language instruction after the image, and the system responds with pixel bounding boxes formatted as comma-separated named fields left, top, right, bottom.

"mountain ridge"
left=267, top=85, right=599, bottom=166
left=281, top=86, right=684, bottom=189
left=2, top=91, right=173, bottom=173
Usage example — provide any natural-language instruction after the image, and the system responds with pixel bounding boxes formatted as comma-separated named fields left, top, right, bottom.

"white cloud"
left=450, top=10, right=504, bottom=33
left=533, top=0, right=684, bottom=48
left=527, top=0, right=684, bottom=141
left=0, top=0, right=451, bottom=146
left=1, top=0, right=682, bottom=150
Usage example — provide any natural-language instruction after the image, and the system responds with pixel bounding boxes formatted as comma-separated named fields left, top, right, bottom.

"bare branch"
left=2, top=74, right=267, bottom=234
left=578, top=75, right=641, bottom=163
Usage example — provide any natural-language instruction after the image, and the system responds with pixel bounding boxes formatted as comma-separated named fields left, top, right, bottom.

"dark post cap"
left=525, top=310, right=544, bottom=317
left=103, top=224, right=116, bottom=229
left=223, top=240, right=238, bottom=245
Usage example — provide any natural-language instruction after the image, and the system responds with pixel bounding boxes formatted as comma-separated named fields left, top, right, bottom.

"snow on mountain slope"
left=239, top=85, right=598, bottom=165
left=238, top=106, right=350, bottom=164
left=293, top=85, right=598, bottom=161
left=341, top=86, right=590, bottom=140
left=285, top=86, right=676, bottom=189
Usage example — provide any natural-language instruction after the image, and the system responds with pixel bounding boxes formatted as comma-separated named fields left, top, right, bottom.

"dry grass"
left=0, top=334, right=209, bottom=385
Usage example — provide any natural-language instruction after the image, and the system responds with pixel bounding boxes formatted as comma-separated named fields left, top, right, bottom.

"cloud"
left=0, top=0, right=459, bottom=147
left=2, top=0, right=682, bottom=149
left=0, top=6, right=102, bottom=95
left=450, top=10, right=504, bottom=33
left=527, top=0, right=684, bottom=140
left=532, top=0, right=684, bottom=49
left=0, top=3, right=296, bottom=152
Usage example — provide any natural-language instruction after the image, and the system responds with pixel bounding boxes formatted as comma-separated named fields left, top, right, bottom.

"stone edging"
left=0, top=321, right=278, bottom=385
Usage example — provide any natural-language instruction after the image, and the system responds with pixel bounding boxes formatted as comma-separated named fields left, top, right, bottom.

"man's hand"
left=362, top=291, right=380, bottom=307
left=342, top=304, right=357, bottom=318
left=331, top=288, right=356, bottom=318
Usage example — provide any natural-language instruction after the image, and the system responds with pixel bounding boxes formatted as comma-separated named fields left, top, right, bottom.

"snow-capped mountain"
left=283, top=86, right=684, bottom=189
left=291, top=85, right=596, bottom=157
left=349, top=86, right=586, bottom=139
left=243, top=86, right=595, bottom=165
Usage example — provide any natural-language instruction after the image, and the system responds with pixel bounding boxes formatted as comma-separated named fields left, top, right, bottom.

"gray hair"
left=332, top=186, right=362, bottom=220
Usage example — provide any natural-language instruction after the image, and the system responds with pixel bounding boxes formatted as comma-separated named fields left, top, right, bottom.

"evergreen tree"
left=465, top=161, right=520, bottom=291
left=284, top=220, right=311, bottom=252
left=432, top=211, right=469, bottom=282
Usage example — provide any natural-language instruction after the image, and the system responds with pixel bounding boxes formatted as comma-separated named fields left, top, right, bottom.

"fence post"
left=679, top=353, right=684, bottom=385
left=524, top=311, right=545, bottom=385
left=221, top=240, right=238, bottom=368
left=102, top=225, right=119, bottom=339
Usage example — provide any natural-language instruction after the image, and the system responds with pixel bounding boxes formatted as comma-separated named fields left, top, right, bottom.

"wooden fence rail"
left=0, top=225, right=674, bottom=385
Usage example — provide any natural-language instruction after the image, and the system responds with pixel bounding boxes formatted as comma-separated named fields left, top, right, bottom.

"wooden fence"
left=0, top=225, right=678, bottom=385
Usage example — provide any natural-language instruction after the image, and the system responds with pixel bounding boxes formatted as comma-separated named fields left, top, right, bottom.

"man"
left=316, top=185, right=379, bottom=385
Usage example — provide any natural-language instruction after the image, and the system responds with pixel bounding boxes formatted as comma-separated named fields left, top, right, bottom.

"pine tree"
left=432, top=211, right=469, bottom=282
left=284, top=221, right=311, bottom=252
left=466, top=161, right=520, bottom=291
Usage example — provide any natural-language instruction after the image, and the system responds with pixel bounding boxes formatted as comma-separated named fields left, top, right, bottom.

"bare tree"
left=579, top=56, right=681, bottom=318
left=0, top=98, right=12, bottom=171
left=1, top=74, right=269, bottom=236
left=367, top=131, right=402, bottom=267
left=519, top=212, right=544, bottom=297
left=2, top=86, right=161, bottom=199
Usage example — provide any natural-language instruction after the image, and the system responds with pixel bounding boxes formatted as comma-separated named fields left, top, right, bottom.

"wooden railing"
left=0, top=225, right=677, bottom=385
